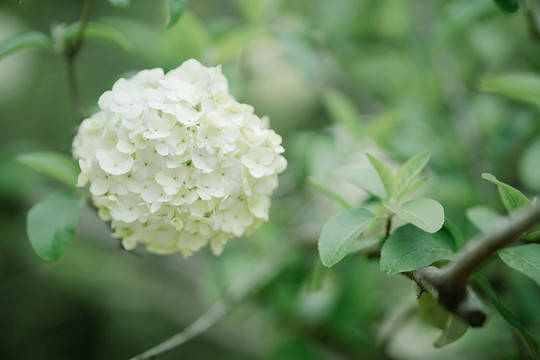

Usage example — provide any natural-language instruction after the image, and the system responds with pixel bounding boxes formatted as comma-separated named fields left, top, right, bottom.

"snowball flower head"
left=73, top=59, right=286, bottom=256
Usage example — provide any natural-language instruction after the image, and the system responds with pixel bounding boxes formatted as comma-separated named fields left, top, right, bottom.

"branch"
left=65, top=0, right=95, bottom=121
left=129, top=251, right=284, bottom=360
left=408, top=205, right=540, bottom=327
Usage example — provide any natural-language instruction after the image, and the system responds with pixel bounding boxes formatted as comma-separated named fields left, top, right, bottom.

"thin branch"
left=65, top=0, right=95, bottom=121
left=407, top=205, right=540, bottom=327
left=129, top=250, right=285, bottom=360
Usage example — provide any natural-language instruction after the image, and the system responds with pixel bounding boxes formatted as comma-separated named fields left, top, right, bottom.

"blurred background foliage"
left=1, top=0, right=540, bottom=359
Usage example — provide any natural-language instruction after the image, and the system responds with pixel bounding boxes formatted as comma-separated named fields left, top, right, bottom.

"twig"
left=407, top=205, right=540, bottom=327
left=65, top=0, right=95, bottom=121
left=129, top=250, right=285, bottom=360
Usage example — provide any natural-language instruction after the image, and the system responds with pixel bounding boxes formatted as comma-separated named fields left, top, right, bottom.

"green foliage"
left=481, top=73, right=540, bottom=107
left=475, top=275, right=539, bottom=360
left=366, top=153, right=395, bottom=199
left=307, top=177, right=354, bottom=210
left=64, top=22, right=134, bottom=52
left=318, top=208, right=376, bottom=267
left=17, top=152, right=80, bottom=188
left=27, top=190, right=84, bottom=261
left=395, top=152, right=430, bottom=200
left=384, top=198, right=445, bottom=233
left=108, top=0, right=130, bottom=8
left=499, top=244, right=540, bottom=287
left=322, top=89, right=362, bottom=139
left=492, top=0, right=521, bottom=14
left=519, top=138, right=540, bottom=192
left=418, top=292, right=450, bottom=330
left=482, top=173, right=532, bottom=213
left=433, top=316, right=469, bottom=348
left=333, top=165, right=386, bottom=200
left=380, top=224, right=455, bottom=275
left=0, top=31, right=51, bottom=60
left=466, top=205, right=501, bottom=233
left=166, top=0, right=188, bottom=28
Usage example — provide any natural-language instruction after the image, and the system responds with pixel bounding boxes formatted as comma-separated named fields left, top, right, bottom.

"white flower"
left=73, top=58, right=286, bottom=256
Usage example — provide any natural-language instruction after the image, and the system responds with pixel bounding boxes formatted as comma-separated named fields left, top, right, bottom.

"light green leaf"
left=434, top=316, right=469, bottom=348
left=366, top=153, right=395, bottom=199
left=108, top=0, right=130, bottom=7
left=384, top=198, right=445, bottom=233
left=466, top=205, right=501, bottom=233
left=475, top=275, right=539, bottom=360
left=395, top=152, right=430, bottom=199
left=322, top=89, right=362, bottom=139
left=318, top=208, right=376, bottom=267
left=499, top=244, right=540, bottom=287
left=27, top=190, right=84, bottom=261
left=308, top=176, right=353, bottom=210
left=418, top=292, right=450, bottom=330
left=17, top=151, right=79, bottom=188
left=482, top=173, right=531, bottom=213
left=64, top=22, right=134, bottom=52
left=519, top=138, right=540, bottom=192
left=166, top=0, right=188, bottom=28
left=0, top=31, right=51, bottom=59
left=481, top=74, right=540, bottom=107
left=333, top=165, right=386, bottom=199
left=380, top=224, right=455, bottom=275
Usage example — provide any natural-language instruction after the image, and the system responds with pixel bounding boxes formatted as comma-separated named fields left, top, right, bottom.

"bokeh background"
left=1, top=0, right=540, bottom=359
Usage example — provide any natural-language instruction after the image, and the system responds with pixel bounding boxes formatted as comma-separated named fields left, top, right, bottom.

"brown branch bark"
left=407, top=205, right=540, bottom=327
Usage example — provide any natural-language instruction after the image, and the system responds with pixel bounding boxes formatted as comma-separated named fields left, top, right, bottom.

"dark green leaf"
left=384, top=198, right=445, bottom=233
left=318, top=208, right=376, bottom=267
left=17, top=151, right=79, bottom=188
left=64, top=22, right=134, bottom=52
left=475, top=275, right=539, bottom=359
left=322, top=89, right=362, bottom=139
left=443, top=218, right=465, bottom=251
left=434, top=316, right=469, bottom=348
left=27, top=190, right=84, bottom=261
left=499, top=244, right=540, bottom=287
left=482, top=173, right=531, bottom=213
left=380, top=224, right=455, bottom=275
left=395, top=152, right=430, bottom=199
left=308, top=177, right=353, bottom=210
left=466, top=205, right=501, bottom=233
left=366, top=153, right=395, bottom=199
left=0, top=31, right=51, bottom=60
left=492, top=0, right=520, bottom=14
left=333, top=165, right=386, bottom=199
left=108, top=0, right=130, bottom=8
left=166, top=0, right=188, bottom=28
left=418, top=292, right=450, bottom=330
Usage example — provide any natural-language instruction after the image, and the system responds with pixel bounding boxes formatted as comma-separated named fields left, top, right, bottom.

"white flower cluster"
left=73, top=59, right=286, bottom=256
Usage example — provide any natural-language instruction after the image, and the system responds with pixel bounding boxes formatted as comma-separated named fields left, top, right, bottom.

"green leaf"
left=481, top=74, right=540, bottom=107
left=166, top=0, right=188, bottom=28
left=0, top=31, right=51, bottom=60
left=475, top=275, right=539, bottom=360
left=17, top=152, right=79, bottom=188
left=307, top=177, right=353, bottom=210
left=466, top=205, right=501, bottom=233
left=322, top=89, right=362, bottom=139
left=333, top=165, right=386, bottom=199
left=380, top=224, right=455, bottom=275
left=418, top=292, right=450, bottom=330
left=395, top=152, right=430, bottom=199
left=519, top=138, right=540, bottom=192
left=499, top=244, right=540, bottom=287
left=384, top=198, right=445, bottom=233
left=318, top=208, right=376, bottom=267
left=108, top=0, right=130, bottom=7
left=482, top=173, right=531, bottom=213
left=443, top=218, right=465, bottom=251
left=64, top=22, right=134, bottom=52
left=27, top=190, right=84, bottom=261
left=492, top=0, right=520, bottom=14
left=434, top=316, right=469, bottom=348
left=366, top=153, right=396, bottom=199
